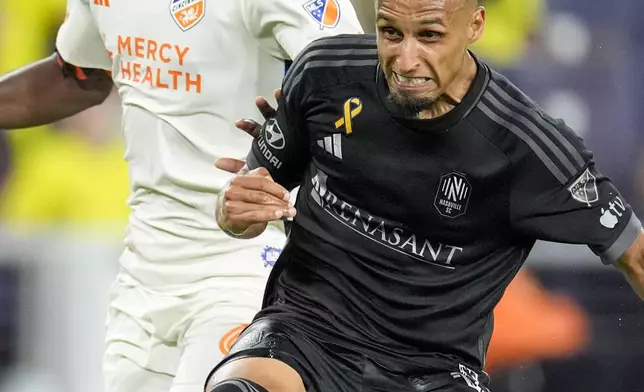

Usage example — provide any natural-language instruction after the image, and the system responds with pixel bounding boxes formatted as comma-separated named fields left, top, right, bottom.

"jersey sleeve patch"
left=302, top=0, right=341, bottom=30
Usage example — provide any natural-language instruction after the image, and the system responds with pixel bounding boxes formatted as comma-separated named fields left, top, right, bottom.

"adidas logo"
left=317, top=134, right=343, bottom=159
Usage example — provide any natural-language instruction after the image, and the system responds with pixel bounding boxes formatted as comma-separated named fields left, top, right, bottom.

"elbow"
left=92, top=85, right=112, bottom=106
left=84, top=78, right=113, bottom=107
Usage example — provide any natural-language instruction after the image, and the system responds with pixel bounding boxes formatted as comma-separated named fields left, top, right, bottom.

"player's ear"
left=467, top=6, right=485, bottom=44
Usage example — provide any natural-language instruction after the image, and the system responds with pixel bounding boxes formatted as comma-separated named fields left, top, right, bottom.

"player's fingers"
left=225, top=201, right=296, bottom=223
left=215, top=157, right=246, bottom=173
left=234, top=119, right=262, bottom=138
left=274, top=88, right=282, bottom=102
left=225, top=186, right=291, bottom=207
left=256, top=96, right=277, bottom=121
left=231, top=175, right=290, bottom=201
left=248, top=166, right=274, bottom=180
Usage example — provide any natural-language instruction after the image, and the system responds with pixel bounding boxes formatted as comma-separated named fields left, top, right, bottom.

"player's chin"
left=388, top=89, right=436, bottom=115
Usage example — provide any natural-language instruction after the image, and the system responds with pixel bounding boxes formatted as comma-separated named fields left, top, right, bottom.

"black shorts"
left=207, top=318, right=491, bottom=392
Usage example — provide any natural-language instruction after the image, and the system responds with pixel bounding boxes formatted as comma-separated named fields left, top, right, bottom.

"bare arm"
left=615, top=233, right=644, bottom=301
left=0, top=53, right=112, bottom=130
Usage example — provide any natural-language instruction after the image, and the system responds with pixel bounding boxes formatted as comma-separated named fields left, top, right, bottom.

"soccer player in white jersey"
left=0, top=0, right=363, bottom=390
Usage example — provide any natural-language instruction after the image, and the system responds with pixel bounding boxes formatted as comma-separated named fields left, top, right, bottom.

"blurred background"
left=0, top=0, right=641, bottom=391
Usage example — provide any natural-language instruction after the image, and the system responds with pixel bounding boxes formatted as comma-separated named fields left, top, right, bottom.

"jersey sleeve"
left=246, top=94, right=309, bottom=191
left=509, top=120, right=643, bottom=265
left=55, top=0, right=112, bottom=70
left=245, top=50, right=316, bottom=190
left=241, top=0, right=363, bottom=59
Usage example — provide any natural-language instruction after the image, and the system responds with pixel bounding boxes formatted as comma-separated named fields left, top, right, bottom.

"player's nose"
left=395, top=38, right=421, bottom=74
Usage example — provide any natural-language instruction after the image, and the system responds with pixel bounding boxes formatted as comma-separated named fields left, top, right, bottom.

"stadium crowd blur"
left=0, top=0, right=641, bottom=391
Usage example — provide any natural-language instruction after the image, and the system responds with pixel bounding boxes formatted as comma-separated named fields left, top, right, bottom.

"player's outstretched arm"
left=615, top=233, right=644, bottom=301
left=0, top=53, right=112, bottom=130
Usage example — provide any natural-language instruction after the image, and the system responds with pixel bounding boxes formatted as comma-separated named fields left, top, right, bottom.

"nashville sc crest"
left=170, top=0, right=205, bottom=31
left=434, top=172, right=472, bottom=219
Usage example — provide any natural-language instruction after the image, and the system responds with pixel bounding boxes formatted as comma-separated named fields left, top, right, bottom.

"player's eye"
left=380, top=26, right=402, bottom=41
left=419, top=30, right=443, bottom=40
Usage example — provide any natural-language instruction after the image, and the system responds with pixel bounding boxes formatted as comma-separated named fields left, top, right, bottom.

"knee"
left=207, top=378, right=269, bottom=392
left=205, top=358, right=305, bottom=392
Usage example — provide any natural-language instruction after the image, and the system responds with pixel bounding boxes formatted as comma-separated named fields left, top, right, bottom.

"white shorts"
left=103, top=237, right=284, bottom=392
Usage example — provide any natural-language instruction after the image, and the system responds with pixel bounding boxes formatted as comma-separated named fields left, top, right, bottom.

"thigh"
left=210, top=357, right=305, bottom=392
left=206, top=318, right=363, bottom=392
left=104, top=353, right=175, bottom=392
left=104, top=283, right=181, bottom=392
left=171, top=276, right=274, bottom=392
left=171, top=311, right=256, bottom=392
left=205, top=319, right=306, bottom=392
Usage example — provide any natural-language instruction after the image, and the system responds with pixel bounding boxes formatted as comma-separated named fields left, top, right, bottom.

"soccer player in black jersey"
left=205, top=0, right=644, bottom=391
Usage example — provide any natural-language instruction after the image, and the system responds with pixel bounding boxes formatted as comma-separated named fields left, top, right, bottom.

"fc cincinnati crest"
left=170, top=0, right=205, bottom=31
left=434, top=172, right=471, bottom=218
left=261, top=246, right=282, bottom=268
left=568, top=167, right=598, bottom=206
left=303, top=0, right=341, bottom=30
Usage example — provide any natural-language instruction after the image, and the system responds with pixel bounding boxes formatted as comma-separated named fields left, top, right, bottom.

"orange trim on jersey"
left=218, top=324, right=249, bottom=355
left=74, top=66, right=88, bottom=80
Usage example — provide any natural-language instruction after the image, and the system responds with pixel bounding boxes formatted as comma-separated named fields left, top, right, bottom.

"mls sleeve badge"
left=170, top=0, right=205, bottom=31
left=303, top=0, right=341, bottom=30
left=568, top=167, right=599, bottom=207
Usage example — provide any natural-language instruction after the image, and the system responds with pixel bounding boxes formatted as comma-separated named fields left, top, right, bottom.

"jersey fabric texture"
left=55, top=0, right=363, bottom=287
left=238, top=34, right=643, bottom=387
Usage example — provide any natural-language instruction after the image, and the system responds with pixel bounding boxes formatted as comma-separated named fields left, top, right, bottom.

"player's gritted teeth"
left=392, top=71, right=432, bottom=89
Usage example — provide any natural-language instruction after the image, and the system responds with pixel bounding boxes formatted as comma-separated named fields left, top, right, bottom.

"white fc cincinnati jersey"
left=56, top=0, right=363, bottom=285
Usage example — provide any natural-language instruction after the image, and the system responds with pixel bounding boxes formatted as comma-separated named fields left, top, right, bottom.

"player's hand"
left=216, top=166, right=296, bottom=235
left=215, top=157, right=246, bottom=174
left=234, top=88, right=281, bottom=138
left=220, top=89, right=281, bottom=174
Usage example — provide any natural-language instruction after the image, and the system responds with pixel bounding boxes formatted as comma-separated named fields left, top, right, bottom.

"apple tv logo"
left=599, top=197, right=626, bottom=229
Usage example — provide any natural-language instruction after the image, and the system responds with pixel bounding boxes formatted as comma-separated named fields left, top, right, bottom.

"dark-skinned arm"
left=0, top=53, right=112, bottom=130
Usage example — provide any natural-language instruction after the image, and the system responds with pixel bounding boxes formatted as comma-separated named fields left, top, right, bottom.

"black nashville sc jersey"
left=246, top=35, right=643, bottom=372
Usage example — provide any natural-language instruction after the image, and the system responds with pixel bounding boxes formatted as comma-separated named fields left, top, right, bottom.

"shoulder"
left=282, top=34, right=378, bottom=103
left=473, top=68, right=591, bottom=185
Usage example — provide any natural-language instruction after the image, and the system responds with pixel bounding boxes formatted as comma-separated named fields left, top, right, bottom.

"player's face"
left=376, top=0, right=485, bottom=112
